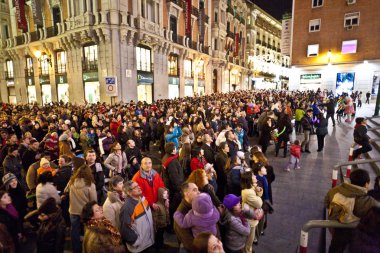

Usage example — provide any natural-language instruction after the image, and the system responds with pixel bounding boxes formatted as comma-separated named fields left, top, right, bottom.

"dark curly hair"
left=81, top=201, right=97, bottom=224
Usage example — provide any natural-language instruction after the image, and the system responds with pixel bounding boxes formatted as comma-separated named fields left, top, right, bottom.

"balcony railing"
left=5, top=71, right=14, bottom=79
left=191, top=41, right=198, bottom=51
left=137, top=62, right=154, bottom=73
left=82, top=60, right=98, bottom=72
left=15, top=35, right=24, bottom=46
left=56, top=64, right=67, bottom=74
left=25, top=68, right=33, bottom=77
left=174, top=35, right=184, bottom=45
left=30, top=31, right=39, bottom=42
left=46, top=26, right=58, bottom=38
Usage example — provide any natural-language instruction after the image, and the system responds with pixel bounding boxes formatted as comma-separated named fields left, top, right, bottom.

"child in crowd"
left=220, top=194, right=251, bottom=253
left=127, top=156, right=140, bottom=179
left=174, top=193, right=220, bottom=237
left=285, top=140, right=301, bottom=171
left=152, top=187, right=170, bottom=250
left=37, top=158, right=56, bottom=177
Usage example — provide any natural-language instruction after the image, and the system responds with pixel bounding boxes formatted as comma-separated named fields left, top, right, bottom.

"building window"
left=312, top=0, right=323, bottom=8
left=309, top=19, right=321, bottom=32
left=56, top=51, right=66, bottom=73
left=214, top=38, right=218, bottom=50
left=184, top=59, right=192, bottom=78
left=83, top=45, right=98, bottom=71
left=168, top=55, right=178, bottom=76
left=26, top=57, right=33, bottom=76
left=5, top=60, right=14, bottom=79
left=40, top=54, right=50, bottom=76
left=341, top=40, right=358, bottom=54
left=307, top=44, right=319, bottom=57
left=136, top=46, right=152, bottom=72
left=344, top=12, right=360, bottom=27
left=214, top=11, right=218, bottom=22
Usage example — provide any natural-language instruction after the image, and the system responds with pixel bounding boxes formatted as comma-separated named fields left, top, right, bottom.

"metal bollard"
left=332, top=169, right=338, bottom=188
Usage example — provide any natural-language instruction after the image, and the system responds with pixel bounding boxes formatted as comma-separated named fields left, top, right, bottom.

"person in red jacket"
left=109, top=117, right=121, bottom=138
left=190, top=148, right=207, bottom=172
left=132, top=157, right=165, bottom=210
left=44, top=132, right=59, bottom=160
left=285, top=140, right=301, bottom=171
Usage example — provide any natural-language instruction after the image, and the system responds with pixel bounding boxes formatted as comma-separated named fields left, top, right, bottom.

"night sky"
left=251, top=0, right=293, bottom=20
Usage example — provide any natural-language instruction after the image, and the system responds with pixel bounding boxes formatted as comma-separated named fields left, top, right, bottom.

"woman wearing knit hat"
left=220, top=194, right=250, bottom=253
left=2, top=173, right=27, bottom=220
left=174, top=193, right=220, bottom=238
left=36, top=197, right=66, bottom=253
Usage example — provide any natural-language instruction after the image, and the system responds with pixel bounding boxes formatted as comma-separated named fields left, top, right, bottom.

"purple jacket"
left=173, top=208, right=220, bottom=237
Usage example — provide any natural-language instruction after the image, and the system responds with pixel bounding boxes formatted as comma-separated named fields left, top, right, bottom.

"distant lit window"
left=40, top=54, right=50, bottom=76
left=26, top=57, right=33, bottom=76
left=5, top=60, right=14, bottom=79
left=312, top=0, right=323, bottom=8
left=136, top=46, right=151, bottom=72
left=168, top=55, right=178, bottom=76
left=344, top=12, right=360, bottom=27
left=307, top=44, right=319, bottom=57
left=341, top=40, right=358, bottom=54
left=56, top=51, right=67, bottom=73
left=309, top=19, right=321, bottom=32
left=184, top=59, right=192, bottom=78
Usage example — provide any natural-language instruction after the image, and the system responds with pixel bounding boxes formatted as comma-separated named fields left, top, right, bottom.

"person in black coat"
left=315, top=113, right=329, bottom=152
left=125, top=139, right=143, bottom=164
left=201, top=133, right=215, bottom=164
left=1, top=173, right=27, bottom=220
left=214, top=142, right=229, bottom=201
left=0, top=191, right=22, bottom=251
left=275, top=113, right=292, bottom=157
left=22, top=138, right=41, bottom=170
left=352, top=117, right=372, bottom=160
left=2, top=146, right=23, bottom=180
left=225, top=131, right=238, bottom=158
left=162, top=142, right=185, bottom=227
left=31, top=123, right=46, bottom=142
left=320, top=98, right=336, bottom=127
left=368, top=176, right=380, bottom=201
left=259, top=117, right=274, bottom=154
left=36, top=198, right=66, bottom=253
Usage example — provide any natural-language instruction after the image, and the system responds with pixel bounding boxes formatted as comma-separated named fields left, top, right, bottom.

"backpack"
left=328, top=192, right=360, bottom=223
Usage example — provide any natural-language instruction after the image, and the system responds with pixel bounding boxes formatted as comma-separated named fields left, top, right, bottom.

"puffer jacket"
left=36, top=182, right=61, bottom=208
left=103, top=191, right=125, bottom=228
left=36, top=209, right=66, bottom=253
left=66, top=178, right=97, bottom=215
left=219, top=210, right=250, bottom=251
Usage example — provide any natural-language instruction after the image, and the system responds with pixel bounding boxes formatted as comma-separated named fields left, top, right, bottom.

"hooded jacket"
left=324, top=182, right=380, bottom=219
left=219, top=210, right=250, bottom=251
left=66, top=178, right=97, bottom=215
left=36, top=182, right=61, bottom=209
left=103, top=191, right=125, bottom=228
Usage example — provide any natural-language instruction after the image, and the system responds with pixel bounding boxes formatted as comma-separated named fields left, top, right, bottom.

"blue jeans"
left=70, top=214, right=82, bottom=253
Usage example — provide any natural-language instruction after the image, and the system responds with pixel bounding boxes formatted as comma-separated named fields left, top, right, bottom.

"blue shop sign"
left=137, top=72, right=154, bottom=84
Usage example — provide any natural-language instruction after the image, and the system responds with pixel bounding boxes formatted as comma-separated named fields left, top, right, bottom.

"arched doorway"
left=213, top=69, right=218, bottom=93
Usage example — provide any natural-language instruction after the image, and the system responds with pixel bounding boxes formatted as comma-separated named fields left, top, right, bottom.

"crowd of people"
left=0, top=88, right=378, bottom=253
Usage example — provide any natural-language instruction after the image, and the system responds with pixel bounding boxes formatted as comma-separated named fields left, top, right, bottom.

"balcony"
left=262, top=42, right=267, bottom=47
left=256, top=39, right=261, bottom=44
left=5, top=71, right=14, bottom=79
left=15, top=35, right=24, bottom=46
left=227, top=5, right=234, bottom=15
left=227, top=31, right=235, bottom=39
left=46, top=26, right=58, bottom=38
left=55, top=64, right=67, bottom=75
left=30, top=31, right=39, bottom=42
left=82, top=60, right=98, bottom=72
left=25, top=68, right=33, bottom=77
left=190, top=41, right=198, bottom=51
left=173, top=34, right=184, bottom=45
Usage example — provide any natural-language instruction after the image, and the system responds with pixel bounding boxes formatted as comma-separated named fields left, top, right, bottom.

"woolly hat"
left=237, top=151, right=245, bottom=160
left=2, top=173, right=17, bottom=187
left=129, top=156, right=137, bottom=164
left=192, top=193, right=216, bottom=218
left=40, top=158, right=50, bottom=167
left=223, top=194, right=241, bottom=210
left=38, top=197, right=58, bottom=215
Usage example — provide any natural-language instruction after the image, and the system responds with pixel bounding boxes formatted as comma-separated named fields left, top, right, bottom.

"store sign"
left=137, top=72, right=154, bottom=84
left=105, top=76, right=118, bottom=96
left=169, top=77, right=179, bottom=85
left=300, top=74, right=321, bottom=80
left=198, top=80, right=205, bottom=87
left=56, top=75, right=67, bottom=84
left=83, top=72, right=99, bottom=82
left=40, top=75, right=50, bottom=85
left=281, top=17, right=292, bottom=56
left=185, top=79, right=194, bottom=86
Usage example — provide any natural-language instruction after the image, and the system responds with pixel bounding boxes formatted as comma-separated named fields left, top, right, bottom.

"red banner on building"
left=234, top=33, right=239, bottom=56
left=185, top=0, right=192, bottom=38
left=15, top=0, right=28, bottom=32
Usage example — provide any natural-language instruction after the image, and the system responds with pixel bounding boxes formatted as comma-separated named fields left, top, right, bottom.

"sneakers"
left=284, top=168, right=290, bottom=172
left=296, top=166, right=301, bottom=170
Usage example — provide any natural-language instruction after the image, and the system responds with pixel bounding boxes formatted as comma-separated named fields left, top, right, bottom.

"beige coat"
left=241, top=188, right=263, bottom=226
left=36, top=182, right=61, bottom=208
left=103, top=191, right=125, bottom=228
left=66, top=178, right=97, bottom=215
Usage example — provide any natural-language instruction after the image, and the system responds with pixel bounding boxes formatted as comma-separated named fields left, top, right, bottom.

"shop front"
left=137, top=72, right=154, bottom=103
left=26, top=76, right=37, bottom=103
left=168, top=76, right=179, bottom=99
left=300, top=73, right=322, bottom=91
left=56, top=75, right=69, bottom=103
left=184, top=79, right=194, bottom=97
left=83, top=72, right=100, bottom=104
left=40, top=75, right=52, bottom=105
left=198, top=80, right=205, bottom=95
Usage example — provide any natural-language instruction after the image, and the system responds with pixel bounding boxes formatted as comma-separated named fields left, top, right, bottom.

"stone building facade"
left=0, top=0, right=289, bottom=104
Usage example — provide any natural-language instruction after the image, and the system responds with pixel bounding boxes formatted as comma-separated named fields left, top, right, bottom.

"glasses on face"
left=131, top=184, right=140, bottom=190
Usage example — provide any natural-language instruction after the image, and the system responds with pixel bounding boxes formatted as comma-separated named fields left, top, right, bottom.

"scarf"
left=87, top=217, right=121, bottom=246
left=5, top=204, right=18, bottom=219
left=141, top=169, right=153, bottom=186
left=116, top=153, right=123, bottom=173
left=117, top=191, right=125, bottom=202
